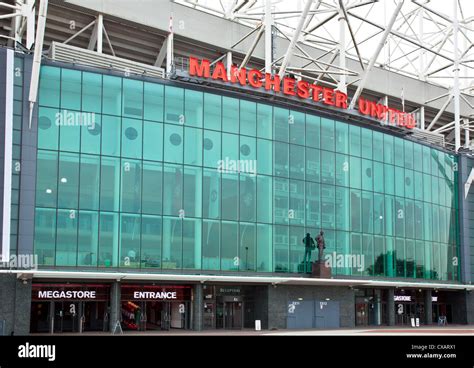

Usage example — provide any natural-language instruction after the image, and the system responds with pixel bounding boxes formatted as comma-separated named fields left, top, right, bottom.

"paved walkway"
left=32, top=325, right=474, bottom=336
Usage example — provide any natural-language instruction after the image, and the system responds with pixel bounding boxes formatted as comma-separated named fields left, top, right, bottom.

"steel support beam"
left=453, top=0, right=461, bottom=151
left=240, top=24, right=264, bottom=69
left=349, top=0, right=404, bottom=110
left=426, top=95, right=452, bottom=131
left=28, top=0, right=48, bottom=129
left=167, top=15, right=174, bottom=76
left=264, top=0, right=273, bottom=73
left=97, top=14, right=103, bottom=54
left=278, top=0, right=315, bottom=79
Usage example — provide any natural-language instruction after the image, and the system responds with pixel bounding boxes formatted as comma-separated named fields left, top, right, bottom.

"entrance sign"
left=189, top=56, right=416, bottom=129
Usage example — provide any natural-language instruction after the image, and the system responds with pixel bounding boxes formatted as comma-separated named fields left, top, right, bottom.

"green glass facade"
left=34, top=65, right=460, bottom=281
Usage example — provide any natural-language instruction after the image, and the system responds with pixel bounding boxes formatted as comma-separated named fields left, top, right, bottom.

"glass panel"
left=362, top=191, right=373, bottom=233
left=144, top=82, right=164, bottom=122
left=59, top=110, right=81, bottom=152
left=306, top=182, right=320, bottom=228
left=222, top=97, right=239, bottom=134
left=184, top=89, right=203, bottom=128
left=350, top=190, right=361, bottom=232
left=101, top=115, right=121, bottom=157
left=290, top=144, right=305, bottom=180
left=274, top=178, right=289, bottom=225
left=165, top=86, right=184, bottom=124
left=56, top=209, right=78, bottom=266
left=100, top=157, right=121, bottom=212
left=413, top=143, right=423, bottom=172
left=203, top=130, right=221, bottom=168
left=395, top=166, right=405, bottom=197
left=374, top=162, right=384, bottom=193
left=289, top=180, right=305, bottom=226
left=350, top=156, right=361, bottom=189
left=58, top=153, right=79, bottom=209
left=257, top=104, right=272, bottom=139
left=306, top=114, right=320, bottom=149
left=383, top=134, right=394, bottom=164
left=257, top=175, right=272, bottom=223
left=183, top=218, right=201, bottom=269
left=374, top=193, right=384, bottom=235
left=289, top=226, right=304, bottom=273
left=349, top=125, right=361, bottom=157
left=361, top=128, right=372, bottom=159
left=120, top=214, right=141, bottom=268
left=362, top=159, right=373, bottom=191
left=142, top=162, right=163, bottom=215
left=373, top=131, right=384, bottom=162
left=143, top=121, right=163, bottom=161
left=103, top=75, right=122, bottom=116
left=203, top=169, right=220, bottom=219
left=78, top=211, right=98, bottom=267
left=141, top=215, right=162, bottom=268
left=306, top=147, right=320, bottom=182
left=39, top=66, right=60, bottom=107
left=38, top=107, right=59, bottom=150
left=183, top=166, right=202, bottom=218
left=335, top=154, right=349, bottom=186
left=162, top=217, right=182, bottom=269
left=321, top=118, right=335, bottom=151
left=384, top=164, right=395, bottom=195
left=274, top=225, right=289, bottom=272
left=335, top=121, right=349, bottom=154
left=321, top=151, right=335, bottom=185
left=60, top=69, right=81, bottom=110
left=257, top=224, right=273, bottom=272
left=122, top=79, right=143, bottom=119
left=203, top=93, right=221, bottom=131
left=395, top=197, right=405, bottom=237
left=34, top=208, right=56, bottom=266
left=121, top=118, right=143, bottom=159
left=202, top=220, right=220, bottom=270
left=81, top=114, right=101, bottom=154
left=221, top=221, right=238, bottom=271
left=394, top=137, right=404, bottom=167
left=36, top=150, right=58, bottom=208
left=335, top=186, right=349, bottom=231
left=240, top=174, right=256, bottom=222
left=289, top=110, right=305, bottom=145
left=164, top=124, right=183, bottom=164
left=274, top=142, right=289, bottom=177
left=274, top=107, right=289, bottom=142
left=163, top=164, right=183, bottom=216
left=395, top=238, right=405, bottom=277
left=321, top=184, right=335, bottom=230
left=240, top=100, right=256, bottom=137
left=98, top=212, right=119, bottom=267
left=222, top=173, right=239, bottom=220
left=257, top=139, right=272, bottom=176
left=120, top=159, right=142, bottom=213
left=404, top=140, right=414, bottom=169
left=184, top=127, right=203, bottom=166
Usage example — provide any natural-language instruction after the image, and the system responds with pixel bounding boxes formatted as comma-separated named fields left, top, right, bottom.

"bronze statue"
left=302, top=233, right=315, bottom=272
left=316, top=231, right=326, bottom=262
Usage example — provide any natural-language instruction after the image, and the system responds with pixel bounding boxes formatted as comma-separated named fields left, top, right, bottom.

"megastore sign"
left=189, top=56, right=416, bottom=129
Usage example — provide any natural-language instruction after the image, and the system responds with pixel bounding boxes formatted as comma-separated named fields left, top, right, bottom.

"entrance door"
left=355, top=303, right=369, bottom=326
left=53, top=302, right=79, bottom=333
left=224, top=302, right=243, bottom=329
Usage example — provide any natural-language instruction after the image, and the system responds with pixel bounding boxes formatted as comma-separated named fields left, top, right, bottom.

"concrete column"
left=424, top=289, right=432, bottom=325
left=109, top=281, right=121, bottom=332
left=374, top=289, right=382, bottom=326
left=0, top=274, right=32, bottom=335
left=387, top=288, right=395, bottom=326
left=192, top=283, right=203, bottom=331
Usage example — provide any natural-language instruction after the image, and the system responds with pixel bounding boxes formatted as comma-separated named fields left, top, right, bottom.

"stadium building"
left=0, top=0, right=473, bottom=334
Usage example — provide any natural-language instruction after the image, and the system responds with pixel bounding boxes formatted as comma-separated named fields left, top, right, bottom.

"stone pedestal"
left=312, top=261, right=332, bottom=278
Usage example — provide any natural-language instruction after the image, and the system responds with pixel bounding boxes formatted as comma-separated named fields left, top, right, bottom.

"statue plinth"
left=312, top=260, right=332, bottom=278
